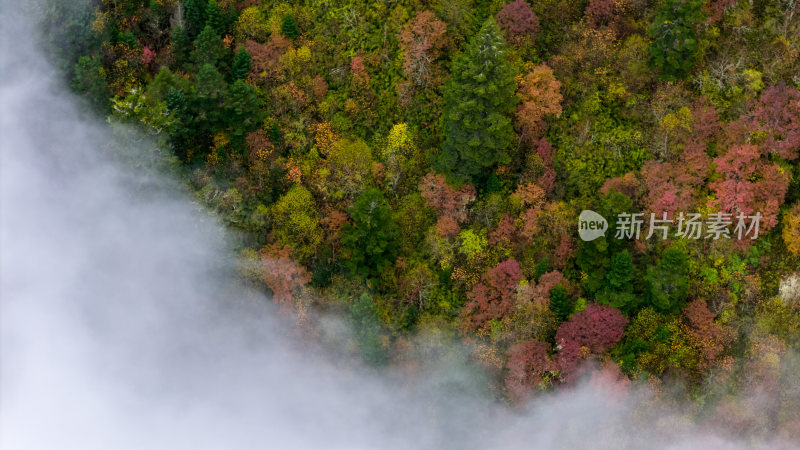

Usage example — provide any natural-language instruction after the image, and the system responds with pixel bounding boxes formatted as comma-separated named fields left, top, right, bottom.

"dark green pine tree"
left=648, top=0, right=706, bottom=80
left=205, top=0, right=225, bottom=35
left=341, top=189, right=400, bottom=279
left=282, top=14, right=300, bottom=40
left=165, top=87, right=193, bottom=161
left=575, top=191, right=632, bottom=295
left=439, top=18, right=517, bottom=185
left=165, top=87, right=188, bottom=120
left=191, top=24, right=224, bottom=67
left=71, top=56, right=111, bottom=112
left=350, top=293, right=388, bottom=366
left=646, top=246, right=690, bottom=312
left=183, top=0, right=207, bottom=38
left=225, top=79, right=261, bottom=155
left=549, top=285, right=573, bottom=321
left=193, top=64, right=228, bottom=156
left=170, top=25, right=192, bottom=68
left=596, top=249, right=638, bottom=311
left=231, top=48, right=252, bottom=81
left=195, top=63, right=226, bottom=99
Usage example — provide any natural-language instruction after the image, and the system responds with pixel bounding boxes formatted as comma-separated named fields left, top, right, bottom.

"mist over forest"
left=2, top=0, right=800, bottom=448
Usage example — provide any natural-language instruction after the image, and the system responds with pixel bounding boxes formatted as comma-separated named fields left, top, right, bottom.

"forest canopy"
left=52, top=0, right=800, bottom=433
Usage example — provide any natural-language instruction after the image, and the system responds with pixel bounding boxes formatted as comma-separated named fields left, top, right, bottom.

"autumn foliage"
left=749, top=83, right=800, bottom=161
left=555, top=303, right=628, bottom=381
left=515, top=64, right=563, bottom=143
left=682, top=299, right=735, bottom=372
left=419, top=172, right=476, bottom=237
left=504, top=339, right=554, bottom=403
left=586, top=0, right=618, bottom=27
left=711, top=143, right=789, bottom=230
left=496, top=0, right=540, bottom=45
left=463, top=259, right=524, bottom=329
left=243, top=35, right=291, bottom=85
left=260, top=244, right=311, bottom=305
left=73, top=0, right=800, bottom=420
left=556, top=303, right=628, bottom=353
left=782, top=203, right=800, bottom=257
left=398, top=11, right=448, bottom=87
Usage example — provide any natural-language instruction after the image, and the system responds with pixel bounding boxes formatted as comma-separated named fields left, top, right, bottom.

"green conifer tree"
left=195, top=63, right=226, bottom=98
left=549, top=285, right=573, bottom=321
left=71, top=56, right=110, bottom=112
left=439, top=18, right=517, bottom=185
left=191, top=24, right=224, bottom=67
left=282, top=14, right=300, bottom=40
left=205, top=0, right=224, bottom=35
left=231, top=48, right=252, bottom=81
left=342, top=189, right=400, bottom=278
left=646, top=246, right=690, bottom=312
left=225, top=79, right=261, bottom=154
left=350, top=293, right=388, bottom=365
left=183, top=0, right=207, bottom=38
left=170, top=25, right=192, bottom=67
left=648, top=0, right=706, bottom=80
left=596, top=250, right=638, bottom=311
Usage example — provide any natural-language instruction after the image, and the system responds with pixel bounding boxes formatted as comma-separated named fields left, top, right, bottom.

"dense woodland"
left=42, top=0, right=800, bottom=436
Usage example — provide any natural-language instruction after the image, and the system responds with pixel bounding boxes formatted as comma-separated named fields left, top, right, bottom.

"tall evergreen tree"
left=575, top=191, right=633, bottom=295
left=231, top=48, right=252, bottom=81
left=225, top=79, right=261, bottom=154
left=165, top=87, right=193, bottom=161
left=71, top=56, right=110, bottom=112
left=342, top=189, right=400, bottom=278
left=648, top=0, right=706, bottom=80
left=596, top=250, right=638, bottom=311
left=350, top=293, right=388, bottom=365
left=191, top=24, right=224, bottom=67
left=646, top=246, right=690, bottom=312
left=170, top=25, right=192, bottom=68
left=195, top=63, right=226, bottom=99
left=549, top=285, right=573, bottom=321
left=438, top=18, right=517, bottom=185
left=282, top=14, right=300, bottom=40
left=183, top=0, right=207, bottom=38
left=205, top=0, right=224, bottom=35
left=192, top=64, right=227, bottom=152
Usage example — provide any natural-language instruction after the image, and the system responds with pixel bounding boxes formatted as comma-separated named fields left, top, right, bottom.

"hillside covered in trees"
left=46, top=0, right=800, bottom=437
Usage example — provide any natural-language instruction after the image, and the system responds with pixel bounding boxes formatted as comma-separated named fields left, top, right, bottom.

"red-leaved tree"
left=420, top=172, right=476, bottom=237
left=600, top=172, right=640, bottom=200
left=244, top=35, right=291, bottom=86
left=585, top=0, right=618, bottom=27
left=515, top=64, right=563, bottom=143
left=504, top=339, right=554, bottom=403
left=496, top=0, right=540, bottom=45
left=489, top=214, right=517, bottom=248
left=682, top=299, right=735, bottom=373
left=555, top=303, right=628, bottom=382
left=260, top=244, right=311, bottom=305
left=641, top=160, right=699, bottom=215
left=711, top=143, right=790, bottom=230
left=463, top=259, right=524, bottom=329
left=531, top=137, right=557, bottom=194
left=556, top=302, right=628, bottom=353
left=399, top=11, right=448, bottom=87
left=749, top=83, right=800, bottom=161
left=350, top=54, right=370, bottom=86
left=641, top=98, right=720, bottom=215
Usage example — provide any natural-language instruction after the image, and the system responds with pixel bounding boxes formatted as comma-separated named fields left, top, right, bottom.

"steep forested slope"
left=46, top=0, right=800, bottom=433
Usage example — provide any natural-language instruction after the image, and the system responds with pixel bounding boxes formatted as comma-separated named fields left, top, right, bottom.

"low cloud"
left=0, top=3, right=795, bottom=449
